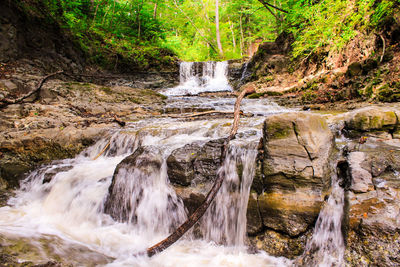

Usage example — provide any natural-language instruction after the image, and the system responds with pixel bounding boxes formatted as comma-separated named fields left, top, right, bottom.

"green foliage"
left=19, top=0, right=177, bottom=70
left=283, top=0, right=399, bottom=59
left=16, top=0, right=400, bottom=63
left=159, top=0, right=280, bottom=61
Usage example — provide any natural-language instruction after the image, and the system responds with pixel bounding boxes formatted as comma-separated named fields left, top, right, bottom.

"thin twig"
left=93, top=140, right=111, bottom=160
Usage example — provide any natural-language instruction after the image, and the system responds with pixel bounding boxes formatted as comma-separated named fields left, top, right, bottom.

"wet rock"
left=348, top=152, right=373, bottom=193
left=246, top=194, right=264, bottom=235
left=173, top=185, right=206, bottom=216
left=0, top=128, right=102, bottom=188
left=248, top=228, right=312, bottom=259
left=344, top=106, right=398, bottom=132
left=42, top=165, right=73, bottom=184
left=104, top=146, right=163, bottom=222
left=167, top=143, right=201, bottom=186
left=193, top=138, right=225, bottom=183
left=344, top=142, right=400, bottom=266
left=167, top=139, right=225, bottom=186
left=258, top=112, right=333, bottom=236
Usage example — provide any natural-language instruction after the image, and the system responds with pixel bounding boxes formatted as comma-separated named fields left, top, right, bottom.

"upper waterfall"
left=163, top=61, right=232, bottom=96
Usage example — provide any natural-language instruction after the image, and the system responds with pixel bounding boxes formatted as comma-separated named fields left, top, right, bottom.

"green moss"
left=266, top=122, right=293, bottom=139
left=128, top=97, right=141, bottom=104
left=301, top=91, right=317, bottom=102
left=248, top=92, right=266, bottom=99
left=377, top=83, right=400, bottom=102
left=100, top=87, right=113, bottom=95
left=265, top=91, right=283, bottom=96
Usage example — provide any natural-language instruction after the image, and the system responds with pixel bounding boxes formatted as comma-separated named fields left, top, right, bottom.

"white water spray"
left=299, top=163, right=345, bottom=266
left=163, top=61, right=232, bottom=96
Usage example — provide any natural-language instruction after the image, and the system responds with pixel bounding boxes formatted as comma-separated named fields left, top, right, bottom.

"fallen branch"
left=0, top=70, right=63, bottom=108
left=112, top=115, right=126, bottom=127
left=167, top=110, right=251, bottom=118
left=146, top=87, right=254, bottom=257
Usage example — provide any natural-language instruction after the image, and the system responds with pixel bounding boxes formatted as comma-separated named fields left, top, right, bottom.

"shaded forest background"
left=12, top=0, right=400, bottom=66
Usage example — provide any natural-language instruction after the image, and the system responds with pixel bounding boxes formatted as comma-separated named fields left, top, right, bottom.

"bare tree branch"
left=0, top=70, right=63, bottom=109
left=257, top=0, right=288, bottom=14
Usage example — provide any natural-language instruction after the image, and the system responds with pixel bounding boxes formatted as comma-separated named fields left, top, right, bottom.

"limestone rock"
left=193, top=138, right=225, bottom=182
left=344, top=107, right=398, bottom=132
left=348, top=152, right=373, bottom=193
left=257, top=112, right=333, bottom=236
left=104, top=146, right=163, bottom=222
left=167, top=138, right=225, bottom=186
left=345, top=143, right=400, bottom=266
left=167, top=143, right=201, bottom=186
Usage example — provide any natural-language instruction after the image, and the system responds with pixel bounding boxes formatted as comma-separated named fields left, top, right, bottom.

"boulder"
left=256, top=112, right=333, bottom=236
left=167, top=139, right=225, bottom=186
left=344, top=106, right=398, bottom=132
left=104, top=146, right=163, bottom=222
left=167, top=143, right=201, bottom=186
left=348, top=152, right=373, bottom=193
left=193, top=139, right=225, bottom=182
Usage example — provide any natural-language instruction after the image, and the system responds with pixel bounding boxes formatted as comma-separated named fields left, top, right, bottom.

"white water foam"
left=0, top=124, right=291, bottom=266
left=163, top=61, right=232, bottom=96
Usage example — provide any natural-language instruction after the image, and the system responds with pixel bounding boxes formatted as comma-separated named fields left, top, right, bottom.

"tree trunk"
left=215, top=0, right=224, bottom=57
left=239, top=11, right=244, bottom=57
left=229, top=19, right=236, bottom=49
left=153, top=2, right=158, bottom=19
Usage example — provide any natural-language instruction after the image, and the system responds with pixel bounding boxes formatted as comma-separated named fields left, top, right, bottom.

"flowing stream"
left=0, top=61, right=346, bottom=266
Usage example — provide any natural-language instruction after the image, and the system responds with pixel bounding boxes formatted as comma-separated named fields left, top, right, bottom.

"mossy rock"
left=265, top=121, right=293, bottom=140
left=346, top=62, right=362, bottom=77
left=377, top=84, right=400, bottom=102
left=345, top=107, right=398, bottom=132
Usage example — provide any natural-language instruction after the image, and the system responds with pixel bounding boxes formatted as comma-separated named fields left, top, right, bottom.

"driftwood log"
left=146, top=87, right=254, bottom=257
left=0, top=70, right=63, bottom=109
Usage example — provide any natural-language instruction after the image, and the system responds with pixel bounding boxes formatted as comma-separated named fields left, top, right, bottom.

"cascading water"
left=0, top=103, right=291, bottom=266
left=298, top=153, right=346, bottom=266
left=0, top=60, right=353, bottom=266
left=163, top=61, right=232, bottom=96
left=201, top=146, right=257, bottom=247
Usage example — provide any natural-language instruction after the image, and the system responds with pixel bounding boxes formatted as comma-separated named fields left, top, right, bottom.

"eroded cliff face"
left=0, top=1, right=85, bottom=73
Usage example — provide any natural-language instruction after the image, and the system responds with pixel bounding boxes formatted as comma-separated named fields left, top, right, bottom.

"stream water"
left=0, top=61, right=346, bottom=266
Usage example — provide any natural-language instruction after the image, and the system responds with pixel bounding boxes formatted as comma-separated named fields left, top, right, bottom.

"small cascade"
left=104, top=146, right=187, bottom=238
left=200, top=146, right=257, bottom=247
left=163, top=61, right=232, bottom=96
left=240, top=61, right=250, bottom=83
left=299, top=161, right=346, bottom=266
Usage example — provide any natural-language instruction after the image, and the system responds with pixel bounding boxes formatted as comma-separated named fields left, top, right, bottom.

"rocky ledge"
left=0, top=77, right=168, bottom=191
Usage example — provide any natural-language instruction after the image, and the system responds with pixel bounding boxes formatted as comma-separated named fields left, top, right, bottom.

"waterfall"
left=299, top=160, right=346, bottom=266
left=163, top=61, right=232, bottom=96
left=201, top=146, right=257, bottom=247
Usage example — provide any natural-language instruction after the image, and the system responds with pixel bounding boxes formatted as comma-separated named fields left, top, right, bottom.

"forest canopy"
left=18, top=0, right=400, bottom=63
